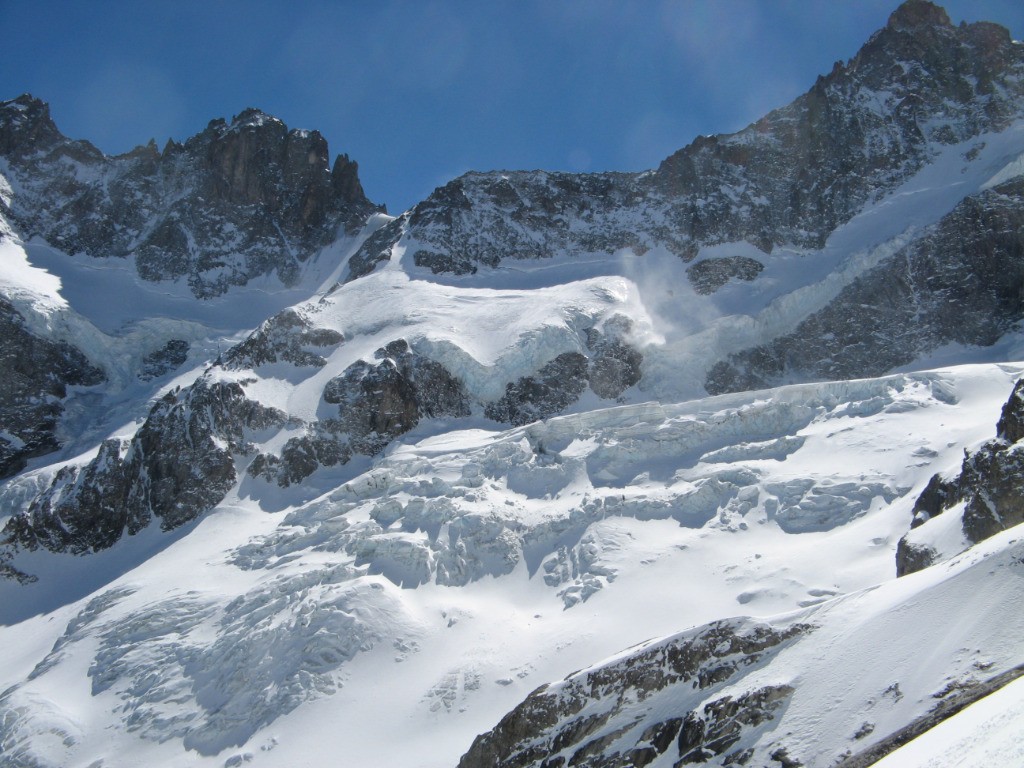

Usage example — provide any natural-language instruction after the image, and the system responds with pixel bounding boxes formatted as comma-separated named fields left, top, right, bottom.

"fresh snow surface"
left=1, top=362, right=1021, bottom=768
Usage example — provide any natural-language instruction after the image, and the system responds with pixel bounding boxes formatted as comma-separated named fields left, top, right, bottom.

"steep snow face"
left=0, top=363, right=1019, bottom=768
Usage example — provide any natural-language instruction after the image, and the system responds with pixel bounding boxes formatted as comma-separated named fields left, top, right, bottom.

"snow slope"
left=3, top=124, right=1024, bottom=766
left=2, top=6, right=1024, bottom=765
left=1, top=362, right=1020, bottom=767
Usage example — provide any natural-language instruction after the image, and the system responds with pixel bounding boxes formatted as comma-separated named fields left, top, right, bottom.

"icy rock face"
left=586, top=322, right=644, bottom=401
left=137, top=338, right=189, bottom=381
left=225, top=308, right=344, bottom=369
left=0, top=377, right=285, bottom=572
left=345, top=172, right=655, bottom=281
left=707, top=179, right=1024, bottom=394
left=897, top=377, right=1024, bottom=575
left=250, top=339, right=471, bottom=486
left=685, top=256, right=764, bottom=296
left=249, top=325, right=642, bottom=487
left=347, top=2, right=1024, bottom=281
left=0, top=295, right=104, bottom=479
left=0, top=95, right=381, bottom=298
left=457, top=619, right=809, bottom=768
left=485, top=352, right=589, bottom=426
left=485, top=322, right=643, bottom=426
left=322, top=338, right=471, bottom=441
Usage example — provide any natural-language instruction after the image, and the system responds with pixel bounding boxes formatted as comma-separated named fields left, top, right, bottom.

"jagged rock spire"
left=887, top=0, right=952, bottom=32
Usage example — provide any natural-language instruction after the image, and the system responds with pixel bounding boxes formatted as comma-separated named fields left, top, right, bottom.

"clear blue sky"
left=2, top=1, right=1021, bottom=214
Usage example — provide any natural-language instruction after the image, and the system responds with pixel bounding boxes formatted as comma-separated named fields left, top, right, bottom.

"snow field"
left=2, top=362, right=1021, bottom=767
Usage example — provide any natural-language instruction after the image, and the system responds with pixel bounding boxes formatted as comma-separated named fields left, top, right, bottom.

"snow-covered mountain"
left=2, top=1, right=1024, bottom=766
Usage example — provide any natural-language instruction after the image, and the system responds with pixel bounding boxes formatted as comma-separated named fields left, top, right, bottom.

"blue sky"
left=2, top=1, right=1022, bottom=214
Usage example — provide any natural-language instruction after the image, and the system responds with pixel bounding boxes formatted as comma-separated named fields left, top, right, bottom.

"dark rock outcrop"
left=457, top=619, right=809, bottom=768
left=251, top=339, right=470, bottom=486
left=0, top=296, right=104, bottom=479
left=707, top=179, right=1024, bottom=394
left=897, top=377, right=1024, bottom=576
left=248, top=328, right=644, bottom=486
left=324, top=339, right=471, bottom=452
left=895, top=538, right=939, bottom=577
left=0, top=95, right=382, bottom=298
left=677, top=684, right=795, bottom=765
left=485, top=352, right=590, bottom=427
left=686, top=256, right=764, bottom=295
left=138, top=339, right=190, bottom=381
left=996, top=377, right=1024, bottom=443
left=225, top=308, right=344, bottom=369
left=0, top=377, right=285, bottom=570
left=909, top=473, right=958, bottom=529
left=484, top=327, right=643, bottom=426
left=585, top=321, right=644, bottom=400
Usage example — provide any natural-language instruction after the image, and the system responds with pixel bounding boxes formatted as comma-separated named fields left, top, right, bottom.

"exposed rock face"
left=324, top=339, right=470, bottom=442
left=225, top=308, right=344, bottom=369
left=347, top=3, right=1024, bottom=282
left=485, top=352, right=590, bottom=426
left=0, top=377, right=285, bottom=571
left=586, top=333, right=643, bottom=401
left=457, top=620, right=809, bottom=768
left=686, top=256, right=764, bottom=295
left=894, top=537, right=939, bottom=577
left=246, top=327, right=643, bottom=486
left=957, top=441, right=1024, bottom=544
left=707, top=179, right=1024, bottom=394
left=996, top=377, right=1024, bottom=443
left=485, top=321, right=643, bottom=426
left=250, top=339, right=470, bottom=486
left=897, top=377, right=1024, bottom=576
left=0, top=296, right=104, bottom=479
left=138, top=339, right=190, bottom=381
left=0, top=95, right=381, bottom=298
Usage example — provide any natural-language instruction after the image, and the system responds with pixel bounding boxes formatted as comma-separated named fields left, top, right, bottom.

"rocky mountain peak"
left=0, top=93, right=71, bottom=157
left=229, top=106, right=284, bottom=130
left=343, top=1, right=1023, bottom=286
left=0, top=97, right=382, bottom=297
left=189, top=105, right=337, bottom=213
left=854, top=0, right=1015, bottom=93
left=886, top=0, right=952, bottom=32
